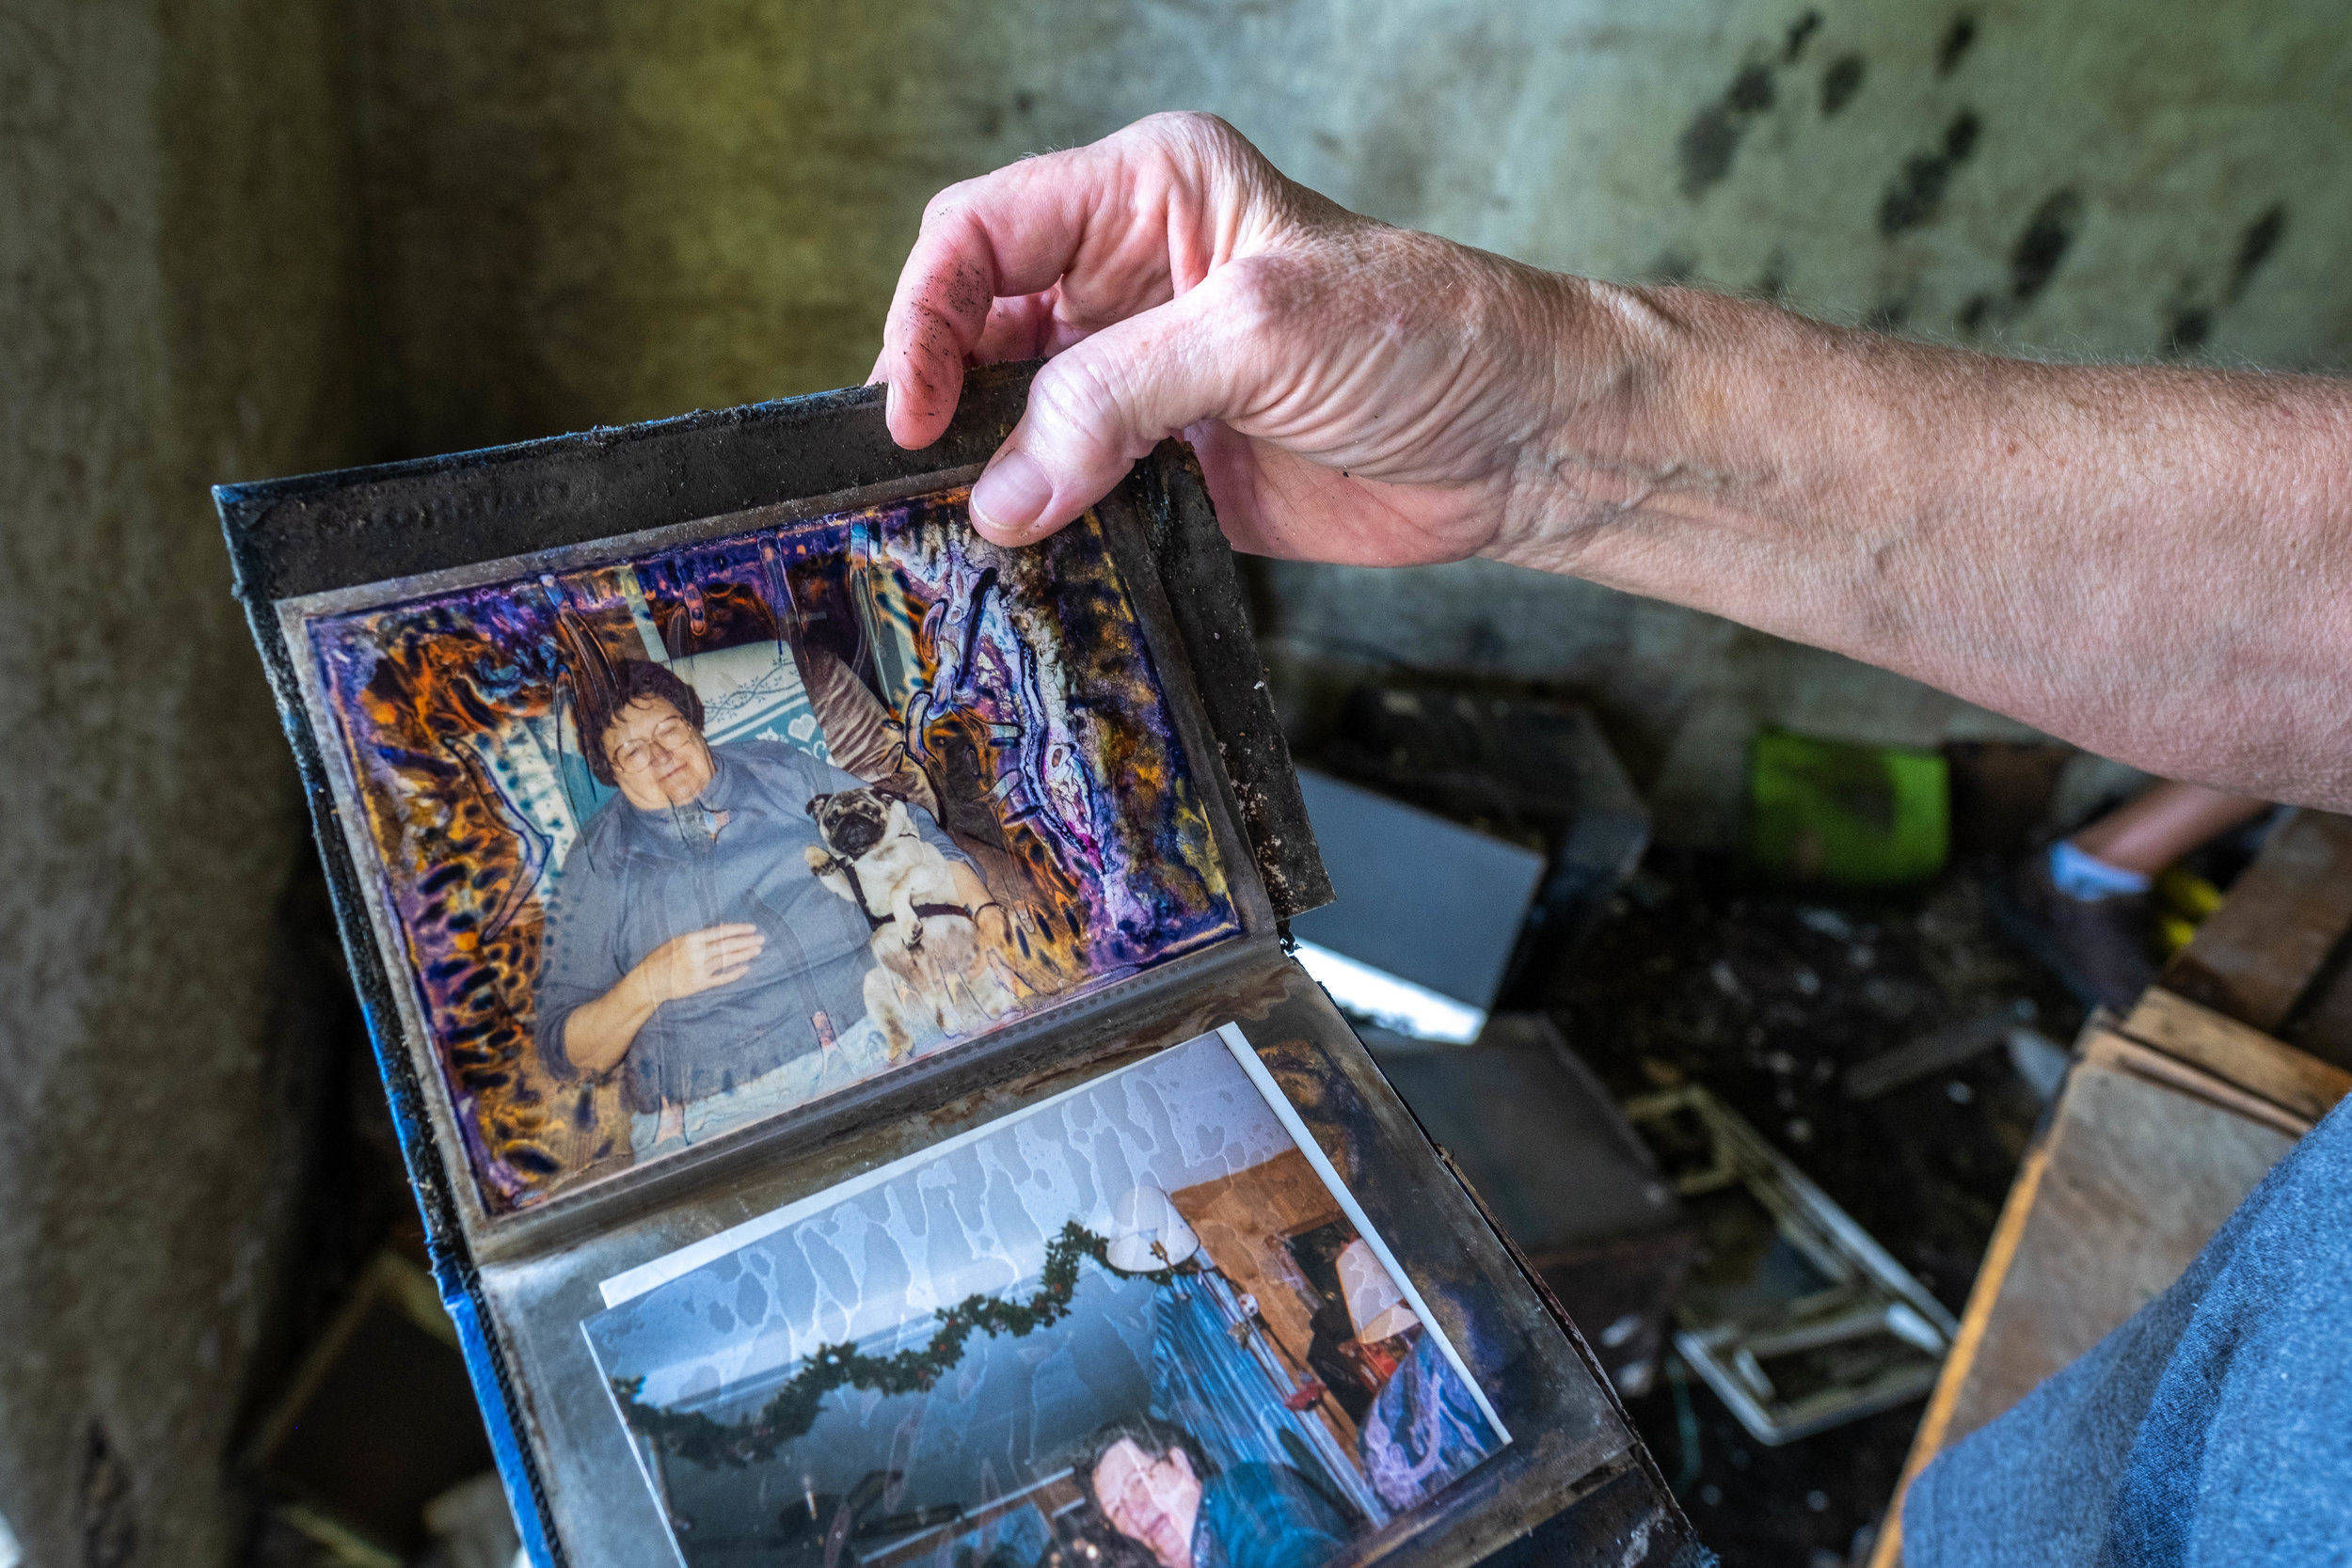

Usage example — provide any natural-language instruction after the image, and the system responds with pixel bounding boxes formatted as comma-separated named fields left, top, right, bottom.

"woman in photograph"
left=533, top=657, right=1002, bottom=1150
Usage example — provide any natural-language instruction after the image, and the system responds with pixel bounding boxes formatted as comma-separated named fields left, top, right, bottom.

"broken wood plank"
left=2159, top=809, right=2352, bottom=1033
left=1940, top=1066, right=2292, bottom=1465
left=2279, top=943, right=2352, bottom=1073
left=2121, top=988, right=2352, bottom=1126
left=2077, top=1027, right=2312, bottom=1138
left=1868, top=1060, right=2297, bottom=1568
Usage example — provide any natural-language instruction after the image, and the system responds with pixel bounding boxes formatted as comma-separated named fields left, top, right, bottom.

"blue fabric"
left=1193, top=1461, right=1351, bottom=1568
left=1359, top=1330, right=1502, bottom=1512
left=1905, top=1092, right=2352, bottom=1567
left=534, top=741, right=964, bottom=1111
left=1151, top=1276, right=1384, bottom=1526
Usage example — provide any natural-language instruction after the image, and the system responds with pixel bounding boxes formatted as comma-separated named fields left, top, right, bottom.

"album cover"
left=217, top=366, right=1689, bottom=1568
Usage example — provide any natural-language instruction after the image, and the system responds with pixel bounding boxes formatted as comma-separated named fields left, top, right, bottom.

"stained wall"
left=0, top=1, right=360, bottom=1561
left=349, top=0, right=2352, bottom=835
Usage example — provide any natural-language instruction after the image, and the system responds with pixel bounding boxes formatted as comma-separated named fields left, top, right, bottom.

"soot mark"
left=77, top=1423, right=135, bottom=1568
left=1878, top=110, right=1980, bottom=235
left=2228, top=204, right=2287, bottom=302
left=2160, top=202, right=2286, bottom=356
left=1784, top=10, right=1823, bottom=62
left=1821, top=53, right=1866, bottom=116
left=2009, top=189, right=2082, bottom=302
left=1937, top=14, right=1979, bottom=75
left=2165, top=304, right=2214, bottom=356
left=1678, top=62, right=1778, bottom=196
left=1648, top=248, right=1699, bottom=284
left=1955, top=189, right=2082, bottom=337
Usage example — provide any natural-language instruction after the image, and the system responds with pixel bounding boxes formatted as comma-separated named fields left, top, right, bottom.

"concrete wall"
left=349, top=0, right=2352, bottom=837
left=0, top=1, right=359, bottom=1561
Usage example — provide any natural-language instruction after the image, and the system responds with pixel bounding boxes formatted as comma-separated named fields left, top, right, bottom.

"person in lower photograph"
left=581, top=1029, right=1507, bottom=1568
left=533, top=654, right=1015, bottom=1154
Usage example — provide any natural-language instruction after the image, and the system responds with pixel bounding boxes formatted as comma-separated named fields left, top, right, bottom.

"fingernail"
left=971, top=450, right=1052, bottom=537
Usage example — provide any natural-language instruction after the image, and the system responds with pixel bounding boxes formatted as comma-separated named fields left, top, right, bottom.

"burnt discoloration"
left=1878, top=110, right=1980, bottom=235
left=2153, top=202, right=2286, bottom=357
left=1783, top=10, right=1823, bottom=63
left=2164, top=303, right=2215, bottom=356
left=1140, top=441, right=1332, bottom=919
left=1820, top=53, right=1865, bottom=116
left=1728, top=63, right=1776, bottom=114
left=1678, top=62, right=1777, bottom=197
left=2229, top=203, right=2288, bottom=302
left=1937, top=13, right=1979, bottom=75
left=76, top=1422, right=135, bottom=1568
left=2009, top=188, right=2082, bottom=303
left=1648, top=248, right=1699, bottom=284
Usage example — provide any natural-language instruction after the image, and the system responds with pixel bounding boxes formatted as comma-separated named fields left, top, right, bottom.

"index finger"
left=879, top=113, right=1262, bottom=450
left=875, top=158, right=1150, bottom=449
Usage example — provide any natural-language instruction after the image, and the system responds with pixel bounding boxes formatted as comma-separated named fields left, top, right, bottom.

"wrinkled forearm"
left=1502, top=281, right=2352, bottom=807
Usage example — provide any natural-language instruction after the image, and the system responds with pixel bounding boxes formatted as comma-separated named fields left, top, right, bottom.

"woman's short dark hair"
left=580, top=659, right=705, bottom=785
left=1071, top=1415, right=1216, bottom=1501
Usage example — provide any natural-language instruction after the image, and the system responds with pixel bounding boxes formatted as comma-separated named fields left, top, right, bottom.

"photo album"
left=219, top=364, right=1664, bottom=1567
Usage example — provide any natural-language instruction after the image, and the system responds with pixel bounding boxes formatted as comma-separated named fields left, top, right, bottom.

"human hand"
left=635, top=923, right=765, bottom=1003
left=875, top=113, right=1631, bottom=567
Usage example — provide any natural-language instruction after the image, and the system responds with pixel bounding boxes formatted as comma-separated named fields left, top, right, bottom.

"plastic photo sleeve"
left=294, top=489, right=1241, bottom=1212
left=581, top=1026, right=1508, bottom=1568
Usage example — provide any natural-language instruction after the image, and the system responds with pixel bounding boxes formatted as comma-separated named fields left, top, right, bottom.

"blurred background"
left=6, top=2, right=2349, bottom=1564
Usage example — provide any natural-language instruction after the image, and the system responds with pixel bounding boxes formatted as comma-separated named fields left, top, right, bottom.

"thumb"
left=967, top=266, right=1265, bottom=544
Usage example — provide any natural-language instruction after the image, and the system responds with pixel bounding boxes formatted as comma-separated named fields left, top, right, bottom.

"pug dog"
left=803, top=786, right=1019, bottom=1061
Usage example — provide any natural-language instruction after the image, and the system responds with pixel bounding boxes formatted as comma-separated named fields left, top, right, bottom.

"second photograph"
left=582, top=1026, right=1507, bottom=1568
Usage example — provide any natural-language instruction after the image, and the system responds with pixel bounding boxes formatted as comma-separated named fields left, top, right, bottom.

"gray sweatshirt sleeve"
left=531, top=825, right=635, bottom=1082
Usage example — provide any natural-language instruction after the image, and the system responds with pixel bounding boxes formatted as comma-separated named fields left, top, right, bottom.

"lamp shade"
left=1338, top=1239, right=1420, bottom=1341
left=1105, top=1185, right=1200, bottom=1273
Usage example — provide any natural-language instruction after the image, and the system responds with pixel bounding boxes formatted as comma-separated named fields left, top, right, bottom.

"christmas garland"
left=612, top=1219, right=1178, bottom=1468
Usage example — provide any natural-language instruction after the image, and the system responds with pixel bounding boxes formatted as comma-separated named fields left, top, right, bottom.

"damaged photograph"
left=581, top=1027, right=1507, bottom=1568
left=297, top=488, right=1240, bottom=1211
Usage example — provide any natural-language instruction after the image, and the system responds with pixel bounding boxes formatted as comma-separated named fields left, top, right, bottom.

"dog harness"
left=829, top=855, right=971, bottom=934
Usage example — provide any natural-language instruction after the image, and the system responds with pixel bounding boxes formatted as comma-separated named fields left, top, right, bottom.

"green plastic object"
left=1747, top=730, right=1949, bottom=884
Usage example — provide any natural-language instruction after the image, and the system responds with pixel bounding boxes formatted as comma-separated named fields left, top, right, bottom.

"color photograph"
left=301, top=490, right=1239, bottom=1211
left=581, top=1028, right=1507, bottom=1568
